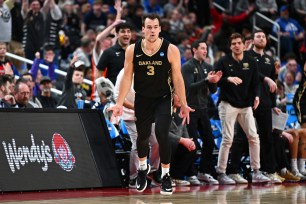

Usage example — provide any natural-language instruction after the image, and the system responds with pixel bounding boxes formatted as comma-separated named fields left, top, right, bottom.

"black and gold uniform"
left=133, top=38, right=173, bottom=164
left=294, top=66, right=306, bottom=124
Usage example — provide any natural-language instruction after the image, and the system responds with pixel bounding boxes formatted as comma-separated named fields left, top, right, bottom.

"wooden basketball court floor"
left=1, top=182, right=305, bottom=204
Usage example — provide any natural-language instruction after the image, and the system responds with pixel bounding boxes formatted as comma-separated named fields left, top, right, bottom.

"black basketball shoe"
left=160, top=173, right=173, bottom=195
left=136, top=164, right=151, bottom=192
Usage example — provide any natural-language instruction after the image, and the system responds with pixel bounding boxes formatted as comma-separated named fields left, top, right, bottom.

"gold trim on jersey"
left=141, top=38, right=164, bottom=57
left=295, top=81, right=306, bottom=122
left=168, top=69, right=174, bottom=114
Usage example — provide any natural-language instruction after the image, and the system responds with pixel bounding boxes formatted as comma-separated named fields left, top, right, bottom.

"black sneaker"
left=136, top=164, right=151, bottom=192
left=129, top=177, right=137, bottom=188
left=148, top=170, right=162, bottom=186
left=160, top=173, right=173, bottom=195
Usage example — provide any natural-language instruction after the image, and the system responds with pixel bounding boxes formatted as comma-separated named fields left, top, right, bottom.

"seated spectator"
left=20, top=73, right=42, bottom=108
left=276, top=80, right=286, bottom=112
left=272, top=130, right=301, bottom=182
left=0, top=74, right=17, bottom=108
left=57, top=57, right=87, bottom=109
left=169, top=94, right=200, bottom=186
left=285, top=129, right=306, bottom=180
left=272, top=5, right=304, bottom=60
left=278, top=58, right=302, bottom=84
left=13, top=78, right=35, bottom=108
left=283, top=71, right=299, bottom=95
left=37, top=76, right=58, bottom=108
left=180, top=47, right=192, bottom=65
left=0, top=42, right=17, bottom=77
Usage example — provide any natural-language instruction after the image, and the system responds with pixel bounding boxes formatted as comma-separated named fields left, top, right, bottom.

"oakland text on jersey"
left=138, top=60, right=162, bottom=66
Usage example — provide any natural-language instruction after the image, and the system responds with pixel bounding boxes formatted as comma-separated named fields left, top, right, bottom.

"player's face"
left=117, top=28, right=132, bottom=47
left=230, top=38, right=244, bottom=56
left=142, top=18, right=161, bottom=43
left=194, top=42, right=207, bottom=61
left=253, top=32, right=267, bottom=49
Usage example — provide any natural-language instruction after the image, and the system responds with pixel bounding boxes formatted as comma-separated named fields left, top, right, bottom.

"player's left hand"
left=179, top=104, right=195, bottom=125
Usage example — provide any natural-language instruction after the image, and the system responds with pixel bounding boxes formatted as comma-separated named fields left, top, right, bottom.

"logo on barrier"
left=2, top=133, right=75, bottom=173
left=52, top=133, right=75, bottom=172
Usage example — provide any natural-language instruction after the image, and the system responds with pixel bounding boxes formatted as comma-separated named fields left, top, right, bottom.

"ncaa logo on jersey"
left=160, top=52, right=165, bottom=57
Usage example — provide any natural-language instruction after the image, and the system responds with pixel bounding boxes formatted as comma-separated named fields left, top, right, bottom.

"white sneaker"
left=292, top=170, right=306, bottom=181
left=228, top=174, right=248, bottom=184
left=217, top=173, right=235, bottom=185
left=252, top=171, right=271, bottom=183
left=266, top=173, right=282, bottom=184
left=198, top=173, right=219, bottom=185
left=172, top=179, right=190, bottom=186
left=187, top=176, right=201, bottom=186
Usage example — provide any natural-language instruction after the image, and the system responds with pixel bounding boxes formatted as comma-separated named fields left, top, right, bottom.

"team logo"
left=265, top=57, right=271, bottom=64
left=52, top=133, right=75, bottom=172
left=160, top=52, right=164, bottom=57
left=242, top=63, right=249, bottom=70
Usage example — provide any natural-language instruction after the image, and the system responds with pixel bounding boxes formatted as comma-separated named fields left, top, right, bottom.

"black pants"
left=135, top=94, right=172, bottom=164
left=229, top=106, right=276, bottom=173
left=273, top=131, right=290, bottom=171
left=170, top=143, right=197, bottom=179
left=187, top=108, right=216, bottom=176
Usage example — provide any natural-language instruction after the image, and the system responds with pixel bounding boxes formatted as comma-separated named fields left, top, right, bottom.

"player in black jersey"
left=108, top=13, right=194, bottom=195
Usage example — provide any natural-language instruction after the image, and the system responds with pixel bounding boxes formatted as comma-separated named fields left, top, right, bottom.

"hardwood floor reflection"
left=1, top=182, right=305, bottom=204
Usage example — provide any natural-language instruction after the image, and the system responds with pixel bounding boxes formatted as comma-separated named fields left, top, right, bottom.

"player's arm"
left=168, top=44, right=187, bottom=106
left=168, top=44, right=194, bottom=124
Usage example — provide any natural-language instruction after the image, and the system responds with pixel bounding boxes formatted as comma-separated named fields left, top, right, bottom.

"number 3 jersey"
left=133, top=38, right=173, bottom=98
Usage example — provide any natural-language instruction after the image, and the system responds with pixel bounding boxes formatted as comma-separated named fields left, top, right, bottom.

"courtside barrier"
left=0, top=109, right=122, bottom=192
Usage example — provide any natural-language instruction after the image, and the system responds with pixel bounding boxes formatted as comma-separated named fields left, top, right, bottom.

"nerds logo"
left=2, top=133, right=75, bottom=173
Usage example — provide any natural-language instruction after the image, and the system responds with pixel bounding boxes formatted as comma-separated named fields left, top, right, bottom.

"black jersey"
left=133, top=38, right=173, bottom=98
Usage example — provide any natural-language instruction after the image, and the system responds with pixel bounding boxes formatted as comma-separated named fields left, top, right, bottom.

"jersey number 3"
left=147, top=66, right=155, bottom=75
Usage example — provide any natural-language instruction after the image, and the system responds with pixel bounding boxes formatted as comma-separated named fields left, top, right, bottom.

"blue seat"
left=210, top=119, right=222, bottom=149
left=285, top=104, right=298, bottom=129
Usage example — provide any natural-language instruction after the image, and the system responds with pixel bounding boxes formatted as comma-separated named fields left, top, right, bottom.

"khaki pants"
left=216, top=101, right=260, bottom=173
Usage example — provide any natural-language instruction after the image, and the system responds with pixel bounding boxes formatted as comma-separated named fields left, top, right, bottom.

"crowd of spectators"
left=1, top=0, right=306, bottom=187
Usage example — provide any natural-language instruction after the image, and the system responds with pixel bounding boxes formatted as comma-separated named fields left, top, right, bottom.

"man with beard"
left=37, top=76, right=57, bottom=108
left=0, top=74, right=17, bottom=108
left=96, top=22, right=132, bottom=85
left=215, top=33, right=271, bottom=184
left=227, top=30, right=284, bottom=184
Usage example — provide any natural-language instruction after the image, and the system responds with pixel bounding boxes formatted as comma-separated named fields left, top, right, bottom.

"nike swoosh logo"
left=165, top=188, right=172, bottom=191
left=229, top=64, right=233, bottom=67
left=136, top=54, right=143, bottom=57
left=136, top=184, right=141, bottom=189
left=116, top=52, right=120, bottom=55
